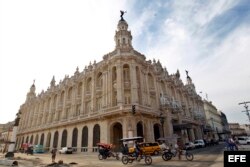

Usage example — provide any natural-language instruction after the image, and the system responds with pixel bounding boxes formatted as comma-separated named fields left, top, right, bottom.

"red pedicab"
left=97, top=143, right=119, bottom=160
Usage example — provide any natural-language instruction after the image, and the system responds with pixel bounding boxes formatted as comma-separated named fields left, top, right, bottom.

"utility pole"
left=239, top=101, right=250, bottom=122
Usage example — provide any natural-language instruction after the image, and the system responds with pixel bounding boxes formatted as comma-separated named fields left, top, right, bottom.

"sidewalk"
left=0, top=150, right=227, bottom=167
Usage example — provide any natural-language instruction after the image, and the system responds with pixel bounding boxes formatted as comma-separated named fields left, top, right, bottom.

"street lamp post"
left=239, top=101, right=250, bottom=122
left=159, top=112, right=165, bottom=138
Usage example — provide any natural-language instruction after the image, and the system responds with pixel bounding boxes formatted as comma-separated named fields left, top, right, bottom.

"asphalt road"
left=0, top=143, right=227, bottom=167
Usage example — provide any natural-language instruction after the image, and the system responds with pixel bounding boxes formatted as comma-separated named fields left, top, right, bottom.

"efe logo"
left=224, top=151, right=250, bottom=167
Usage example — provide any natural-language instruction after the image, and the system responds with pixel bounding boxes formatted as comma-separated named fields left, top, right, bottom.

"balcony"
left=171, top=100, right=182, bottom=113
left=159, top=96, right=171, bottom=109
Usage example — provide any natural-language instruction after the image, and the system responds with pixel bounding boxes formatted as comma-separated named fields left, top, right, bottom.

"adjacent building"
left=16, top=15, right=206, bottom=152
left=239, top=124, right=250, bottom=136
left=203, top=100, right=223, bottom=141
left=229, top=123, right=246, bottom=136
left=219, top=112, right=231, bottom=140
left=0, top=122, right=14, bottom=153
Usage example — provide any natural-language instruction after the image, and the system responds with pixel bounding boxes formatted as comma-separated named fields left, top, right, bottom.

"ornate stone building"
left=203, top=100, right=223, bottom=141
left=16, top=15, right=205, bottom=152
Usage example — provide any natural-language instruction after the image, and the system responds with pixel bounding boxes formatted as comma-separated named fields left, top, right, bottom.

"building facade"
left=219, top=112, right=231, bottom=140
left=203, top=100, right=224, bottom=141
left=240, top=124, right=250, bottom=136
left=0, top=122, right=14, bottom=153
left=229, top=123, right=246, bottom=136
left=16, top=16, right=205, bottom=152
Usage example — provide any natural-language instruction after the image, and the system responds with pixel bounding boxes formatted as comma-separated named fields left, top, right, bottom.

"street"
left=0, top=143, right=229, bottom=167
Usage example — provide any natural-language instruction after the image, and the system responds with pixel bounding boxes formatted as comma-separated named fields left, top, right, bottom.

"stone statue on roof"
left=120, top=10, right=127, bottom=20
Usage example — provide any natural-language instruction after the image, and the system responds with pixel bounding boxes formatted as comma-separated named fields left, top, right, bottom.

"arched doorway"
left=72, top=128, right=78, bottom=150
left=30, top=135, right=34, bottom=144
left=21, top=137, right=24, bottom=145
left=111, top=122, right=123, bottom=151
left=82, top=126, right=88, bottom=152
left=40, top=133, right=44, bottom=145
left=25, top=136, right=29, bottom=143
left=35, top=134, right=39, bottom=145
left=61, top=129, right=67, bottom=147
left=137, top=121, right=143, bottom=137
left=93, top=124, right=100, bottom=147
left=154, top=124, right=161, bottom=141
left=53, top=131, right=58, bottom=148
left=46, top=132, right=51, bottom=149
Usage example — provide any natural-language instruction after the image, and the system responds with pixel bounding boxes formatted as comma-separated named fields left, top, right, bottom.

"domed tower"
left=26, top=80, right=36, bottom=102
left=114, top=11, right=133, bottom=51
left=185, top=70, right=196, bottom=93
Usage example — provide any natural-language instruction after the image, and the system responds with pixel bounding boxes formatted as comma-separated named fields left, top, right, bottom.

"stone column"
left=100, top=121, right=108, bottom=143
left=165, top=112, right=173, bottom=137
left=102, top=71, right=108, bottom=108
left=61, top=89, right=67, bottom=120
left=91, top=73, right=96, bottom=112
left=49, top=130, right=54, bottom=150
left=88, top=124, right=94, bottom=153
left=116, top=64, right=123, bottom=106
left=67, top=127, right=73, bottom=147
left=57, top=129, right=62, bottom=150
left=145, top=74, right=150, bottom=106
left=189, top=128, right=195, bottom=141
left=108, top=67, right=112, bottom=107
left=77, top=125, right=82, bottom=152
left=130, top=64, right=138, bottom=104
left=81, top=79, right=85, bottom=116
left=123, top=118, right=128, bottom=138
left=154, top=80, right=160, bottom=108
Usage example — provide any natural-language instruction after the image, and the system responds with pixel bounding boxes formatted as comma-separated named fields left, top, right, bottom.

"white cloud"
left=0, top=0, right=129, bottom=123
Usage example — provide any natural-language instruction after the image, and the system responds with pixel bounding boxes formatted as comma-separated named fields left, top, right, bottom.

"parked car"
left=129, top=142, right=161, bottom=155
left=59, top=147, right=73, bottom=154
left=33, top=145, right=44, bottom=153
left=194, top=140, right=205, bottom=148
left=184, top=142, right=195, bottom=150
left=237, top=136, right=250, bottom=145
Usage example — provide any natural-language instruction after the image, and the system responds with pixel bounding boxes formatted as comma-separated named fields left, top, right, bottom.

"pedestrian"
left=176, top=140, right=184, bottom=160
left=51, top=148, right=57, bottom=163
left=122, top=144, right=129, bottom=155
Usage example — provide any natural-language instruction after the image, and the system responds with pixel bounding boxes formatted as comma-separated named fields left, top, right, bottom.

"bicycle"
left=162, top=148, right=194, bottom=161
left=121, top=151, right=152, bottom=165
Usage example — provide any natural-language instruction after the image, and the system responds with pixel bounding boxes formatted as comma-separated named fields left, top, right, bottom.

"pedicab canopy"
left=120, top=136, right=143, bottom=142
left=97, top=143, right=113, bottom=149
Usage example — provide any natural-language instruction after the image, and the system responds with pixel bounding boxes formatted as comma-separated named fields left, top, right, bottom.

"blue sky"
left=0, top=0, right=250, bottom=124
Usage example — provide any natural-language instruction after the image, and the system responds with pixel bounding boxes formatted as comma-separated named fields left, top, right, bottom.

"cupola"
left=114, top=11, right=133, bottom=50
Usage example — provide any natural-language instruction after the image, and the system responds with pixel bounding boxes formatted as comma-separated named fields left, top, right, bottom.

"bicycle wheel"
left=162, top=152, right=172, bottom=161
left=186, top=152, right=194, bottom=161
left=145, top=155, right=152, bottom=165
left=122, top=155, right=129, bottom=165
left=98, top=154, right=103, bottom=160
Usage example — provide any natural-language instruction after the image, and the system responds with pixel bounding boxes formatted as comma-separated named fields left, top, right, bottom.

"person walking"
left=176, top=140, right=184, bottom=160
left=51, top=148, right=57, bottom=163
